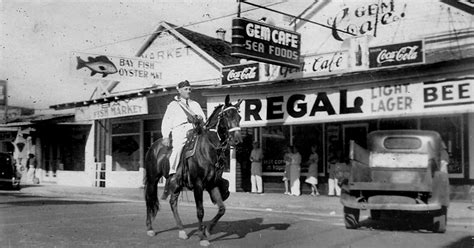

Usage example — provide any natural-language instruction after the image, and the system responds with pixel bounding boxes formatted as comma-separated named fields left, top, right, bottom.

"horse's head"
left=215, top=95, right=243, bottom=146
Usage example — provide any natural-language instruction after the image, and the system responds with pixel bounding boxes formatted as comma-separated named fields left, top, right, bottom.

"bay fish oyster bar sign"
left=231, top=17, right=301, bottom=68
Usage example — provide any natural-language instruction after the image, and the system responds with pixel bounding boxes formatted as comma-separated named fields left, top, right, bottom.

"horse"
left=144, top=95, right=243, bottom=246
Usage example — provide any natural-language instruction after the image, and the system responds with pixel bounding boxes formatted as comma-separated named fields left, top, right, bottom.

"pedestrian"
left=26, top=153, right=39, bottom=184
left=328, top=152, right=342, bottom=197
left=282, top=146, right=291, bottom=195
left=440, top=140, right=449, bottom=173
left=305, top=144, right=320, bottom=196
left=160, top=80, right=206, bottom=200
left=250, top=141, right=263, bottom=194
left=289, top=146, right=302, bottom=196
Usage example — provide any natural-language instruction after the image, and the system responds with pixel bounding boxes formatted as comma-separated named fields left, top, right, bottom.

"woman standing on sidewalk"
left=289, top=146, right=301, bottom=196
left=305, top=145, right=320, bottom=196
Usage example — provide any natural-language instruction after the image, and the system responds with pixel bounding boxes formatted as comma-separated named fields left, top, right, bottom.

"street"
left=1, top=189, right=473, bottom=248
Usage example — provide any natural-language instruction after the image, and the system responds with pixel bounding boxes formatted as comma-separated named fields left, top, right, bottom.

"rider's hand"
left=162, top=137, right=171, bottom=147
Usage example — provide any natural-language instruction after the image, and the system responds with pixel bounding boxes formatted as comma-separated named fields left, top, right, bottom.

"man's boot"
left=161, top=177, right=172, bottom=200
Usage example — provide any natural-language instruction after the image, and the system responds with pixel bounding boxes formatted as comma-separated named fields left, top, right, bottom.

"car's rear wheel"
left=370, top=210, right=381, bottom=220
left=432, top=206, right=447, bottom=233
left=344, top=206, right=360, bottom=229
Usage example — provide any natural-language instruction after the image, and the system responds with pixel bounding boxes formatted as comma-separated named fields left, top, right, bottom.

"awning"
left=3, top=113, right=75, bottom=127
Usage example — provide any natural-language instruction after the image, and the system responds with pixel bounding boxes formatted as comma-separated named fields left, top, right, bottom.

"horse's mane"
left=204, top=104, right=224, bottom=130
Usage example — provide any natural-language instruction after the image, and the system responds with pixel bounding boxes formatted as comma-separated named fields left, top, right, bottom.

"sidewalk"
left=17, top=184, right=474, bottom=220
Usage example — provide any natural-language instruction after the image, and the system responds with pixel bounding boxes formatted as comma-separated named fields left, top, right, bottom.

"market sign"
left=231, top=17, right=301, bottom=68
left=369, top=40, right=424, bottom=68
left=75, top=97, right=148, bottom=121
left=70, top=51, right=163, bottom=82
left=207, top=79, right=473, bottom=127
left=222, top=63, right=259, bottom=85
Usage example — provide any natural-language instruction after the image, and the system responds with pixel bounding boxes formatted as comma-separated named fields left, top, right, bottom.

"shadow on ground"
left=357, top=212, right=440, bottom=233
left=442, top=236, right=473, bottom=248
left=154, top=217, right=290, bottom=242
left=0, top=191, right=125, bottom=207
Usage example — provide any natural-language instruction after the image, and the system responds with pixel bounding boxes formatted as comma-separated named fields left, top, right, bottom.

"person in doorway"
left=305, top=144, right=320, bottom=196
left=26, top=153, right=38, bottom=184
left=328, top=152, right=343, bottom=196
left=282, top=146, right=292, bottom=195
left=249, top=141, right=263, bottom=194
left=289, top=146, right=302, bottom=196
left=440, top=141, right=449, bottom=173
left=160, top=80, right=206, bottom=200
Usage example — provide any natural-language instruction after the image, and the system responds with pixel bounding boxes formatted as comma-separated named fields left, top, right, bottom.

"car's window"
left=384, top=137, right=422, bottom=150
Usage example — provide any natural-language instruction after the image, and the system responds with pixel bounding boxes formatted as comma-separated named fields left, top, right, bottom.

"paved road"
left=1, top=190, right=473, bottom=248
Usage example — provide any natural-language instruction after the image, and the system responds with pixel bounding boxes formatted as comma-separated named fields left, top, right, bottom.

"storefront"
left=50, top=21, right=240, bottom=189
left=205, top=0, right=474, bottom=193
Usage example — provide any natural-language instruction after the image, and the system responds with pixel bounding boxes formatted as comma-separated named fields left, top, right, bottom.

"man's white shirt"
left=161, top=96, right=206, bottom=138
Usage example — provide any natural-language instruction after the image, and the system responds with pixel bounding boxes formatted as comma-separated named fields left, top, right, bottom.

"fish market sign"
left=369, top=40, right=424, bottom=68
left=231, top=17, right=301, bottom=68
left=70, top=51, right=163, bottom=82
left=75, top=97, right=148, bottom=121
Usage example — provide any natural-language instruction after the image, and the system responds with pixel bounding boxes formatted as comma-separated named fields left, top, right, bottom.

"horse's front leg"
left=207, top=186, right=226, bottom=234
left=169, top=179, right=187, bottom=240
left=193, top=185, right=210, bottom=246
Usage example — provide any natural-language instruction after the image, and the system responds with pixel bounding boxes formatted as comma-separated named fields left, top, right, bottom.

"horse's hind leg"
left=145, top=177, right=160, bottom=237
left=169, top=179, right=187, bottom=240
left=207, top=186, right=226, bottom=234
left=193, top=185, right=210, bottom=247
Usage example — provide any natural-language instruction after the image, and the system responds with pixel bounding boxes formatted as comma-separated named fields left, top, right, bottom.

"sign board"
left=70, top=52, right=163, bottom=82
left=369, top=40, right=424, bottom=68
left=222, top=63, right=259, bottom=85
left=231, top=17, right=301, bottom=68
left=75, top=97, right=148, bottom=121
left=208, top=79, right=474, bottom=127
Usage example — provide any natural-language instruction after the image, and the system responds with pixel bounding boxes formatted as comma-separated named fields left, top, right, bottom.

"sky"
left=0, top=0, right=290, bottom=110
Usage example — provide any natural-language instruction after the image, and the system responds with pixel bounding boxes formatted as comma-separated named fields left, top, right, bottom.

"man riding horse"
left=161, top=80, right=206, bottom=200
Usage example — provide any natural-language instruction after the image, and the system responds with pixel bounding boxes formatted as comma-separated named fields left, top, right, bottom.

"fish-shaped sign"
left=76, top=55, right=118, bottom=77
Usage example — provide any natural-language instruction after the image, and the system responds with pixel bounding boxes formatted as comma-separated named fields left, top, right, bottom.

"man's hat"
left=177, top=80, right=191, bottom=89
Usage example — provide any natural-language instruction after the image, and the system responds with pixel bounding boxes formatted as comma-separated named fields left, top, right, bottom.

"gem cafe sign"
left=231, top=17, right=301, bottom=68
left=369, top=40, right=424, bottom=68
left=222, top=63, right=259, bottom=85
left=75, top=97, right=148, bottom=121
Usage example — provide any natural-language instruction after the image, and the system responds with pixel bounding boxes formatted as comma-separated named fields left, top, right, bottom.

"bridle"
left=209, top=105, right=241, bottom=145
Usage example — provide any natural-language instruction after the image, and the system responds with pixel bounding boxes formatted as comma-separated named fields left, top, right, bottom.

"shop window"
left=112, top=122, right=140, bottom=171
left=421, top=116, right=463, bottom=176
left=262, top=126, right=291, bottom=172
left=293, top=124, right=323, bottom=173
left=144, top=119, right=162, bottom=159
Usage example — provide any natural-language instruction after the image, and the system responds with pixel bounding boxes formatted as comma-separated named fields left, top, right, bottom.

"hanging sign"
left=231, top=17, right=301, bottom=68
left=70, top=51, right=163, bottom=82
left=75, top=97, right=148, bottom=121
left=222, top=63, right=259, bottom=85
left=369, top=40, right=424, bottom=68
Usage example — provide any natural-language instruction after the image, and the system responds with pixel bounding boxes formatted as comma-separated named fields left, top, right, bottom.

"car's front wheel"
left=344, top=206, right=360, bottom=229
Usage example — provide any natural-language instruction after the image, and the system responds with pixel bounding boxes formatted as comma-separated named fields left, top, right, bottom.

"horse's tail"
left=144, top=140, right=163, bottom=220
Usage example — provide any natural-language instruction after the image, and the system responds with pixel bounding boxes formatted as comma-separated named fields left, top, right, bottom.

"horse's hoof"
left=200, top=240, right=211, bottom=247
left=146, top=230, right=155, bottom=237
left=178, top=230, right=188, bottom=240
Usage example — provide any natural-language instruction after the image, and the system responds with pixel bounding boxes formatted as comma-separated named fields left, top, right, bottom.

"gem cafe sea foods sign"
left=231, top=17, right=301, bottom=68
left=369, top=40, right=424, bottom=68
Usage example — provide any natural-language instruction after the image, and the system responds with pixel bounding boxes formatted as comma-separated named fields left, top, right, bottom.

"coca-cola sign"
left=222, top=63, right=259, bottom=85
left=369, top=40, right=424, bottom=68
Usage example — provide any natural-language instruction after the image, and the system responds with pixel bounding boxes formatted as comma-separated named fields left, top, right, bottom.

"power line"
left=241, top=0, right=356, bottom=36
left=83, top=1, right=286, bottom=51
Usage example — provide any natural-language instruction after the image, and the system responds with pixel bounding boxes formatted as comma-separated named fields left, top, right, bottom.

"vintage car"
left=340, top=130, right=450, bottom=233
left=0, top=152, right=20, bottom=190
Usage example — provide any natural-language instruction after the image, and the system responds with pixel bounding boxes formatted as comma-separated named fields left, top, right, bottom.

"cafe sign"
left=75, top=97, right=148, bottom=121
left=369, top=40, right=424, bottom=68
left=231, top=17, right=301, bottom=68
left=222, top=63, right=259, bottom=85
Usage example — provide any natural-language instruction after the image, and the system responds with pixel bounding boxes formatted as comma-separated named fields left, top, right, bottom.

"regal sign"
left=369, top=40, right=424, bottom=68
left=231, top=17, right=301, bottom=68
left=222, top=63, right=259, bottom=85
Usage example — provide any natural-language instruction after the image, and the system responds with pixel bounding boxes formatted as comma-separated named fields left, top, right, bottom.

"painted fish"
left=76, top=56, right=118, bottom=77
